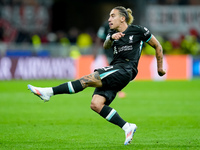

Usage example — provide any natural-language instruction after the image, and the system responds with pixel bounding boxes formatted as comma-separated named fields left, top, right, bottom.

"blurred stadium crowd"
left=0, top=0, right=200, bottom=57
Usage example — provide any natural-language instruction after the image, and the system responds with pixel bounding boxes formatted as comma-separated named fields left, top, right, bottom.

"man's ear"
left=120, top=16, right=125, bottom=22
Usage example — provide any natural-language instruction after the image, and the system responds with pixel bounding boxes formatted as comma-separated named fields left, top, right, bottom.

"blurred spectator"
left=69, top=45, right=81, bottom=59
left=0, top=19, right=17, bottom=43
left=47, top=32, right=57, bottom=43
left=0, top=0, right=200, bottom=56
left=15, top=31, right=32, bottom=43
left=40, top=32, right=49, bottom=44
left=0, top=27, right=3, bottom=41
left=32, top=34, right=41, bottom=50
left=142, top=27, right=200, bottom=56
left=56, top=30, right=70, bottom=46
left=76, top=32, right=92, bottom=53
left=68, top=27, right=79, bottom=45
left=181, top=35, right=200, bottom=55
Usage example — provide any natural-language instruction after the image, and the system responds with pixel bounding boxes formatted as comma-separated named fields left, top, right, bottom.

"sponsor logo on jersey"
left=144, top=27, right=150, bottom=36
left=114, top=45, right=133, bottom=54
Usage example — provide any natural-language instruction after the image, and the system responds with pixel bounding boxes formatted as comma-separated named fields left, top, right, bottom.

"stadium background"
left=0, top=1, right=200, bottom=149
left=0, top=0, right=200, bottom=80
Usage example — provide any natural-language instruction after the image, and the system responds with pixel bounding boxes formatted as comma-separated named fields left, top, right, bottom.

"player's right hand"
left=112, top=32, right=125, bottom=40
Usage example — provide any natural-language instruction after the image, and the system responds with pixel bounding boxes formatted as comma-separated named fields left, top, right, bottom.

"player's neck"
left=116, top=23, right=128, bottom=32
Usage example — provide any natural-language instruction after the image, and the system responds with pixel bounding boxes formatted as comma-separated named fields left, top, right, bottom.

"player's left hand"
left=158, top=69, right=166, bottom=76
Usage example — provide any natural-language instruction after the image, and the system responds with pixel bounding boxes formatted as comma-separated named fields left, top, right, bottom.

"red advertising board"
left=75, top=55, right=108, bottom=79
left=76, top=55, right=192, bottom=80
left=136, top=55, right=192, bottom=80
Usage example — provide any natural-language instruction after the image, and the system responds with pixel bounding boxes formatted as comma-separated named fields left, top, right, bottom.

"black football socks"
left=99, top=105, right=126, bottom=128
left=52, top=80, right=84, bottom=95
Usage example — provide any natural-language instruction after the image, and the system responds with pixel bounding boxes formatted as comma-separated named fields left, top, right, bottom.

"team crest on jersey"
left=129, top=35, right=134, bottom=43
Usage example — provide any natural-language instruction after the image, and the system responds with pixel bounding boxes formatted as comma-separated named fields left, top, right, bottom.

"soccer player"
left=28, top=6, right=166, bottom=145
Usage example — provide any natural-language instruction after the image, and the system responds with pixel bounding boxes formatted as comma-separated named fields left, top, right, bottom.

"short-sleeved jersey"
left=107, top=25, right=152, bottom=73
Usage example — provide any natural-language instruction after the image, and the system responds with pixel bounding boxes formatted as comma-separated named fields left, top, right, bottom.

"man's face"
left=108, top=9, right=122, bottom=30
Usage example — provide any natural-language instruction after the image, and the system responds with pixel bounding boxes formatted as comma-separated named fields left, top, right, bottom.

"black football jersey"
left=107, top=25, right=152, bottom=73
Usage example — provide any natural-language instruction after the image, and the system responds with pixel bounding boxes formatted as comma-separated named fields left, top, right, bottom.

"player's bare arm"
left=103, top=32, right=125, bottom=49
left=147, top=35, right=166, bottom=76
left=79, top=71, right=102, bottom=88
left=103, top=37, right=113, bottom=49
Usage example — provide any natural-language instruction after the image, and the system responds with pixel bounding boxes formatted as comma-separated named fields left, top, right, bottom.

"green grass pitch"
left=0, top=79, right=200, bottom=150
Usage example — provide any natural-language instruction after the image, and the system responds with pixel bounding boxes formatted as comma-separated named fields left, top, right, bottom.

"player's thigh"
left=80, top=71, right=102, bottom=88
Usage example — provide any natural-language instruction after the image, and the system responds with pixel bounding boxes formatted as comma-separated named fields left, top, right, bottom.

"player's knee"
left=90, top=95, right=106, bottom=113
left=90, top=101, right=99, bottom=112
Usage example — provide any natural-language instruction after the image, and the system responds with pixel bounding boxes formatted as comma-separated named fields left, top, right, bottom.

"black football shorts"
left=92, top=63, right=137, bottom=105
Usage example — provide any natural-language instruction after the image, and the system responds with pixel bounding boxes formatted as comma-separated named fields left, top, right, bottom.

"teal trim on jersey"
left=140, top=41, right=143, bottom=53
left=146, top=34, right=152, bottom=42
left=99, top=69, right=119, bottom=79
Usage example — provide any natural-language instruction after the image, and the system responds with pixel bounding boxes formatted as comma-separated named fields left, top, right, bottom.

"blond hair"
left=114, top=6, right=134, bottom=25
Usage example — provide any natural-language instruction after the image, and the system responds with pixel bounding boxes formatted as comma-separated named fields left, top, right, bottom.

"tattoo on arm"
left=155, top=47, right=163, bottom=69
left=94, top=72, right=101, bottom=80
left=148, top=35, right=164, bottom=69
left=103, top=38, right=113, bottom=49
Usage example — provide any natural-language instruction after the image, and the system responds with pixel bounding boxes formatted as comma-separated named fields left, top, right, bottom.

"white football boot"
left=124, top=123, right=137, bottom=145
left=28, top=84, right=52, bottom=102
